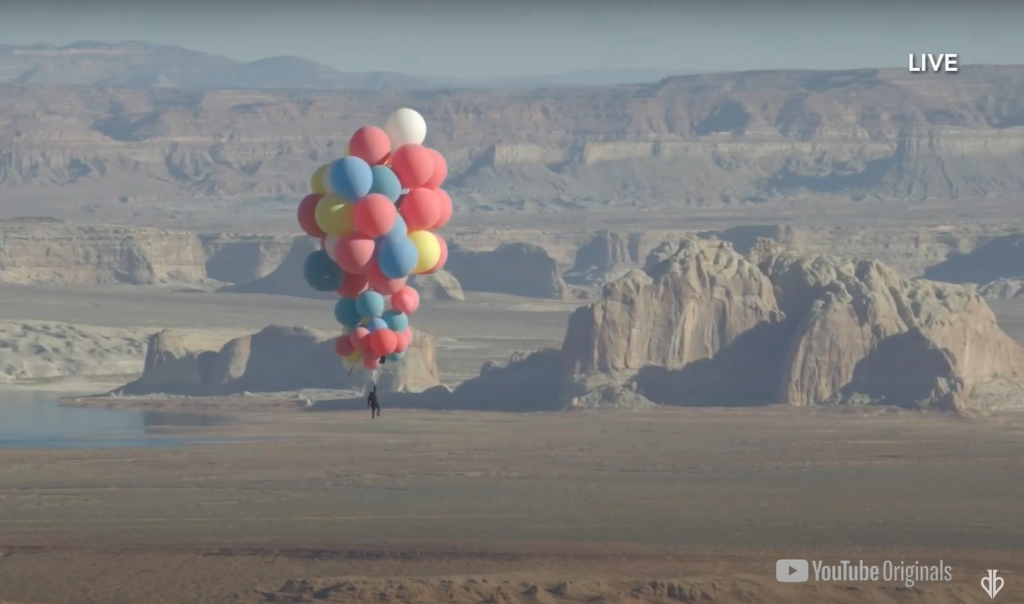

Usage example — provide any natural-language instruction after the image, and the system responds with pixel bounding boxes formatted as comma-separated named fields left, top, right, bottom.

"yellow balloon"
left=311, top=164, right=329, bottom=194
left=343, top=349, right=362, bottom=368
left=408, top=230, right=441, bottom=274
left=315, top=194, right=355, bottom=236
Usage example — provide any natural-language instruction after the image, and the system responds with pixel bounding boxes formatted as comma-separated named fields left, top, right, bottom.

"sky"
left=1, top=1, right=1021, bottom=78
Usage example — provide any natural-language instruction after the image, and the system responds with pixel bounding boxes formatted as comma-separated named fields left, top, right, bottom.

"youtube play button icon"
left=776, top=559, right=809, bottom=582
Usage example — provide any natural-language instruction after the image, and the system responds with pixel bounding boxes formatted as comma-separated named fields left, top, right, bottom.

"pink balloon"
left=363, top=355, right=381, bottom=370
left=423, top=149, right=448, bottom=189
left=349, top=126, right=392, bottom=166
left=334, top=336, right=355, bottom=357
left=369, top=329, right=399, bottom=358
left=391, top=144, right=435, bottom=189
left=367, top=260, right=408, bottom=295
left=353, top=193, right=398, bottom=239
left=391, top=285, right=420, bottom=315
left=399, top=188, right=441, bottom=231
left=334, top=233, right=376, bottom=274
left=349, top=326, right=371, bottom=351
left=432, top=189, right=453, bottom=230
left=337, top=270, right=369, bottom=297
left=422, top=234, right=448, bottom=275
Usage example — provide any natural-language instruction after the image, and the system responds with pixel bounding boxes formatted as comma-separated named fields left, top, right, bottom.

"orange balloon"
left=353, top=193, right=398, bottom=239
left=423, top=149, right=447, bottom=189
left=399, top=188, right=441, bottom=231
left=334, top=233, right=377, bottom=274
left=369, top=329, right=399, bottom=357
left=367, top=261, right=407, bottom=295
left=391, top=144, right=435, bottom=189
left=349, top=126, right=392, bottom=166
left=433, top=189, right=453, bottom=230
left=390, top=285, right=420, bottom=315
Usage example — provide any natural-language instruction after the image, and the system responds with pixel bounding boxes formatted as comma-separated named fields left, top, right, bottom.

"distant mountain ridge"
left=0, top=41, right=695, bottom=91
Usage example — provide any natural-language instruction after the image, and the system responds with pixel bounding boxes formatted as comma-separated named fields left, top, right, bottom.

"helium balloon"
left=433, top=189, right=453, bottom=230
left=383, top=213, right=408, bottom=241
left=423, top=148, right=448, bottom=189
left=390, top=285, right=420, bottom=315
left=399, top=188, right=441, bottom=231
left=343, top=349, right=362, bottom=368
left=382, top=309, right=409, bottom=332
left=334, top=233, right=376, bottom=274
left=356, top=290, right=386, bottom=319
left=352, top=193, right=397, bottom=239
left=404, top=326, right=414, bottom=344
left=366, top=260, right=408, bottom=295
left=297, top=193, right=326, bottom=238
left=328, top=156, right=374, bottom=201
left=315, top=194, right=354, bottom=236
left=333, top=297, right=362, bottom=328
left=324, top=235, right=340, bottom=262
left=408, top=230, right=441, bottom=274
left=377, top=234, right=420, bottom=279
left=350, top=326, right=371, bottom=351
left=384, top=108, right=427, bottom=149
left=368, top=165, right=402, bottom=202
left=369, top=328, right=399, bottom=357
left=367, top=317, right=388, bottom=332
left=303, top=250, right=344, bottom=292
left=335, top=336, right=355, bottom=357
left=386, top=351, right=406, bottom=362
left=391, top=144, right=435, bottom=189
left=311, top=164, right=329, bottom=194
left=363, top=355, right=381, bottom=370
left=422, top=233, right=449, bottom=274
left=337, top=269, right=369, bottom=297
left=348, top=125, right=392, bottom=166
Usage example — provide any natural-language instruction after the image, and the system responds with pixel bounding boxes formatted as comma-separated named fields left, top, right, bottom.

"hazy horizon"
left=2, top=1, right=1021, bottom=78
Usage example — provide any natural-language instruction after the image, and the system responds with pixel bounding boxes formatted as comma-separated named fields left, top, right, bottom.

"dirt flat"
left=0, top=407, right=1022, bottom=603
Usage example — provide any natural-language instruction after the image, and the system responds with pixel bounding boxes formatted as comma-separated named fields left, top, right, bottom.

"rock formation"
left=923, top=233, right=1024, bottom=284
left=559, top=238, right=1024, bottom=411
left=0, top=321, right=150, bottom=383
left=979, top=278, right=1024, bottom=300
left=116, top=325, right=439, bottom=396
left=200, top=233, right=296, bottom=283
left=0, top=221, right=207, bottom=284
left=446, top=242, right=567, bottom=299
left=408, top=271, right=464, bottom=301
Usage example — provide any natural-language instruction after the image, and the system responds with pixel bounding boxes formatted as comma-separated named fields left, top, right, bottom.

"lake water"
left=0, top=391, right=231, bottom=449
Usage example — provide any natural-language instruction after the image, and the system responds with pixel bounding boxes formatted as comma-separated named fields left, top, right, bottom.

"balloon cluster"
left=296, top=108, right=450, bottom=372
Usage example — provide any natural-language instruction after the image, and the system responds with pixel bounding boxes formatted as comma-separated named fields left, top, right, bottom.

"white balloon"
left=384, top=108, right=427, bottom=148
left=324, top=235, right=339, bottom=262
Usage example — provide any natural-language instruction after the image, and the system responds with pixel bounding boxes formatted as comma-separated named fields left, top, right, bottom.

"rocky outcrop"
left=923, top=233, right=1024, bottom=284
left=200, top=233, right=296, bottom=283
left=446, top=243, right=567, bottom=299
left=448, top=349, right=563, bottom=411
left=116, top=324, right=439, bottom=396
left=0, top=221, right=207, bottom=284
left=217, top=237, right=331, bottom=299
left=408, top=270, right=464, bottom=301
left=979, top=278, right=1024, bottom=300
left=559, top=238, right=1024, bottom=411
left=565, top=230, right=667, bottom=285
left=0, top=321, right=150, bottom=382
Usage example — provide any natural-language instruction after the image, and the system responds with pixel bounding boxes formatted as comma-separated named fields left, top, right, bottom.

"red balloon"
left=390, top=144, right=435, bottom=189
left=348, top=126, right=392, bottom=166
left=423, top=149, right=448, bottom=189
left=298, top=193, right=326, bottom=238
left=399, top=188, right=441, bottom=231
left=334, top=233, right=376, bottom=274
left=337, top=270, right=369, bottom=297
left=390, top=285, right=420, bottom=315
left=367, top=260, right=408, bottom=295
left=369, top=328, right=399, bottom=357
left=394, top=328, right=411, bottom=353
left=363, top=355, right=381, bottom=370
left=349, top=326, right=371, bottom=351
left=404, top=327, right=414, bottom=345
left=422, top=234, right=448, bottom=274
left=353, top=193, right=398, bottom=239
left=432, top=189, right=453, bottom=230
left=335, top=336, right=355, bottom=357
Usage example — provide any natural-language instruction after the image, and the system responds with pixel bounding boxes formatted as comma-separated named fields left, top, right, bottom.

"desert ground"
left=1, top=407, right=1023, bottom=604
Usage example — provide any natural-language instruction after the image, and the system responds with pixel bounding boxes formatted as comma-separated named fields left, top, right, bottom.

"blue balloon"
left=333, top=297, right=362, bottom=328
left=328, top=157, right=373, bottom=201
left=383, top=213, right=408, bottom=241
left=382, top=309, right=409, bottom=332
left=302, top=250, right=343, bottom=292
left=386, top=351, right=406, bottom=362
left=367, top=317, right=388, bottom=332
left=376, top=235, right=420, bottom=280
left=369, top=165, right=402, bottom=203
left=356, top=290, right=386, bottom=319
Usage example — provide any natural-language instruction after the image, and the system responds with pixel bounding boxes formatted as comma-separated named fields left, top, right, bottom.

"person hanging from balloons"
left=295, top=107, right=451, bottom=418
